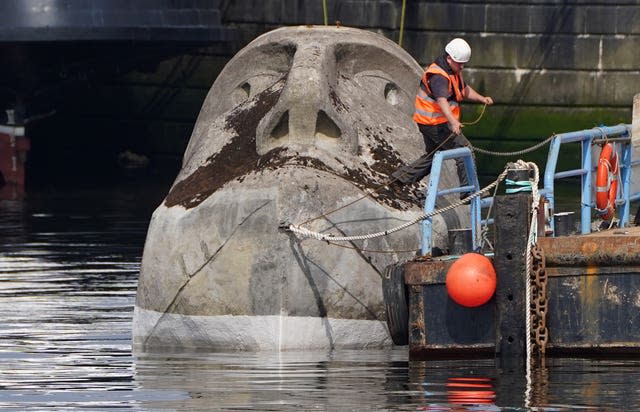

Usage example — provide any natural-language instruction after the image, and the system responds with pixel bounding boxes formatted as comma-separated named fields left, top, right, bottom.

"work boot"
left=388, top=179, right=405, bottom=195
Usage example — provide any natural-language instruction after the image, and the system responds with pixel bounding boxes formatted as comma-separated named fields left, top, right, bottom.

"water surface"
left=0, top=182, right=637, bottom=410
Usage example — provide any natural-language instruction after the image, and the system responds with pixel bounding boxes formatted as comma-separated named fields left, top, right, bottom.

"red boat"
left=0, top=123, right=30, bottom=199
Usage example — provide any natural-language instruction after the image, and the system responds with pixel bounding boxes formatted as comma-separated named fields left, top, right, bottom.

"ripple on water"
left=1, top=188, right=639, bottom=410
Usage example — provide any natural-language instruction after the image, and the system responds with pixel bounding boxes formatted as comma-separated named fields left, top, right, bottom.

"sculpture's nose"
left=256, top=44, right=356, bottom=155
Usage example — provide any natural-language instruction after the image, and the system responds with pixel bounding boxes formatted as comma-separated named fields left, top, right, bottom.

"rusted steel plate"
left=538, top=233, right=640, bottom=266
left=404, top=259, right=455, bottom=285
left=546, top=342, right=640, bottom=355
left=405, top=258, right=640, bottom=358
left=405, top=225, right=640, bottom=359
left=408, top=285, right=426, bottom=348
left=546, top=269, right=640, bottom=347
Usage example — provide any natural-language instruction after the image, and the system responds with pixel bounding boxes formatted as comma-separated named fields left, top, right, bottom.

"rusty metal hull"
left=406, top=227, right=640, bottom=359
left=539, top=229, right=640, bottom=355
left=405, top=259, right=497, bottom=359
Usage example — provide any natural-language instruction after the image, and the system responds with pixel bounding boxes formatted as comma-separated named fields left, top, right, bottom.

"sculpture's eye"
left=206, top=43, right=295, bottom=115
left=231, top=72, right=282, bottom=107
left=384, top=83, right=400, bottom=106
left=352, top=70, right=412, bottom=111
left=334, top=43, right=417, bottom=116
left=230, top=82, right=251, bottom=106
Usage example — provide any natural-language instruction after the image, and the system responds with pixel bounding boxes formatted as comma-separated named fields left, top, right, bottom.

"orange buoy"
left=446, top=253, right=496, bottom=307
left=595, top=142, right=618, bottom=220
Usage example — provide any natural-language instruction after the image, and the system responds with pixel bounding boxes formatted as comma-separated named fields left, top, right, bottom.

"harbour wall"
left=222, top=0, right=639, bottom=140
left=25, top=0, right=640, bottom=179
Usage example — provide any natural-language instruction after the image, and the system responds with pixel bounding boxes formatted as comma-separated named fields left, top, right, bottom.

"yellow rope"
left=463, top=103, right=487, bottom=126
left=322, top=0, right=328, bottom=25
left=398, top=0, right=407, bottom=47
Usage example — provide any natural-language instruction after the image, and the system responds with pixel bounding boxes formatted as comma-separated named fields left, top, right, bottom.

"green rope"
left=398, top=0, right=406, bottom=47
left=505, top=179, right=533, bottom=193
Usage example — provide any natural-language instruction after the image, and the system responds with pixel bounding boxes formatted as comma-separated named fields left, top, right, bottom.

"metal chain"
left=472, top=135, right=555, bottom=157
left=530, top=243, right=549, bottom=356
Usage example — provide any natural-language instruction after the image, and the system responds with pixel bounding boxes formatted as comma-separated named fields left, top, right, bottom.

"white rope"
left=289, top=169, right=509, bottom=242
left=519, top=159, right=540, bottom=409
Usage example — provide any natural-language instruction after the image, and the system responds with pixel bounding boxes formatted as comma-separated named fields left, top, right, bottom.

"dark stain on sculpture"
left=165, top=77, right=420, bottom=210
left=164, top=81, right=284, bottom=208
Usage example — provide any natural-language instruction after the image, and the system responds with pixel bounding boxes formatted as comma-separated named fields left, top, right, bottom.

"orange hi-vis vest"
left=413, top=62, right=465, bottom=126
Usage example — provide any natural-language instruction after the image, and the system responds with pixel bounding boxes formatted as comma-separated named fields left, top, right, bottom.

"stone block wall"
left=221, top=0, right=639, bottom=155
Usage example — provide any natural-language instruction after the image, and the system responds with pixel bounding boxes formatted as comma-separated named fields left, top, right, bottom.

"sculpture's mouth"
left=164, top=139, right=421, bottom=211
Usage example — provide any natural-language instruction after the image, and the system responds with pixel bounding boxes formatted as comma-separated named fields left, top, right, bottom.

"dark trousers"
left=392, top=123, right=472, bottom=186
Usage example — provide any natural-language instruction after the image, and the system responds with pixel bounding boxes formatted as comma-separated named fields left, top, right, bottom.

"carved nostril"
left=271, top=111, right=289, bottom=140
left=258, top=106, right=352, bottom=155
left=315, top=110, right=341, bottom=140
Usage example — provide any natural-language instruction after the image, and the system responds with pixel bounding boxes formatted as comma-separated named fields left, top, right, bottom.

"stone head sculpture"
left=134, top=26, right=463, bottom=350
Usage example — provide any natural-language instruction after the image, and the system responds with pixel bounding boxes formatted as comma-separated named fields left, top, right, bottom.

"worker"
left=391, top=38, right=493, bottom=193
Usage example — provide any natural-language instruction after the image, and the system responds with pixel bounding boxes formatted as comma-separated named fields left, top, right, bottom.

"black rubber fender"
left=382, top=263, right=409, bottom=346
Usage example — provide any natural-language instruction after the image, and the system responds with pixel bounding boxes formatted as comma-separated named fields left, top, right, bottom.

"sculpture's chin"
left=133, top=166, right=428, bottom=349
left=132, top=308, right=393, bottom=351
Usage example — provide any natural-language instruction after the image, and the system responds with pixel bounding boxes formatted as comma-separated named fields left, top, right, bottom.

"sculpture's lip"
left=164, top=154, right=422, bottom=211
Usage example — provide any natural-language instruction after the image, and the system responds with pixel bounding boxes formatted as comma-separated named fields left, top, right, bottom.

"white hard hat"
left=445, top=38, right=471, bottom=63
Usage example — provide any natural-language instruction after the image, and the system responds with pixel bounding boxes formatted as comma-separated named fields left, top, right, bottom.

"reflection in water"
left=0, top=183, right=639, bottom=410
left=446, top=377, right=495, bottom=405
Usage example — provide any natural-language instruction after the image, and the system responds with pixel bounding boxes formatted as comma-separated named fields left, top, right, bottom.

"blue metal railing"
left=420, top=147, right=481, bottom=256
left=541, top=124, right=638, bottom=235
left=420, top=124, right=639, bottom=255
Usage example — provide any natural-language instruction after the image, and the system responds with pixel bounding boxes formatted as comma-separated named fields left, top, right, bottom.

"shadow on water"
left=0, top=172, right=639, bottom=410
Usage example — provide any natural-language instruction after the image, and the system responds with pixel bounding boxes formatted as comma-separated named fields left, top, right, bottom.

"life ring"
left=595, top=142, right=618, bottom=220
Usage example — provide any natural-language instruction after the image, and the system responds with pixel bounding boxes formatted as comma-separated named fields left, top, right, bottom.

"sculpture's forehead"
left=214, top=25, right=422, bottom=106
left=246, top=26, right=416, bottom=62
left=254, top=25, right=388, bottom=46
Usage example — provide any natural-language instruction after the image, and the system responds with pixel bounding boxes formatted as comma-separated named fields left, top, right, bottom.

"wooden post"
left=493, top=193, right=531, bottom=359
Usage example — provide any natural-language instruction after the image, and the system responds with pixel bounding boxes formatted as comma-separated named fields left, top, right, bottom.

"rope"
left=297, top=132, right=458, bottom=227
left=299, top=104, right=489, bottom=226
left=472, top=134, right=554, bottom=157
left=520, top=159, right=540, bottom=410
left=464, top=103, right=487, bottom=126
left=505, top=179, right=533, bottom=194
left=288, top=167, right=509, bottom=242
left=479, top=176, right=503, bottom=252
left=398, top=0, right=406, bottom=47
left=322, top=0, right=328, bottom=25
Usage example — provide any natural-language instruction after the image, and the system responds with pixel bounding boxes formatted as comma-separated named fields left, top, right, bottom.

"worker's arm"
left=436, top=97, right=463, bottom=135
left=463, top=85, right=493, bottom=105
